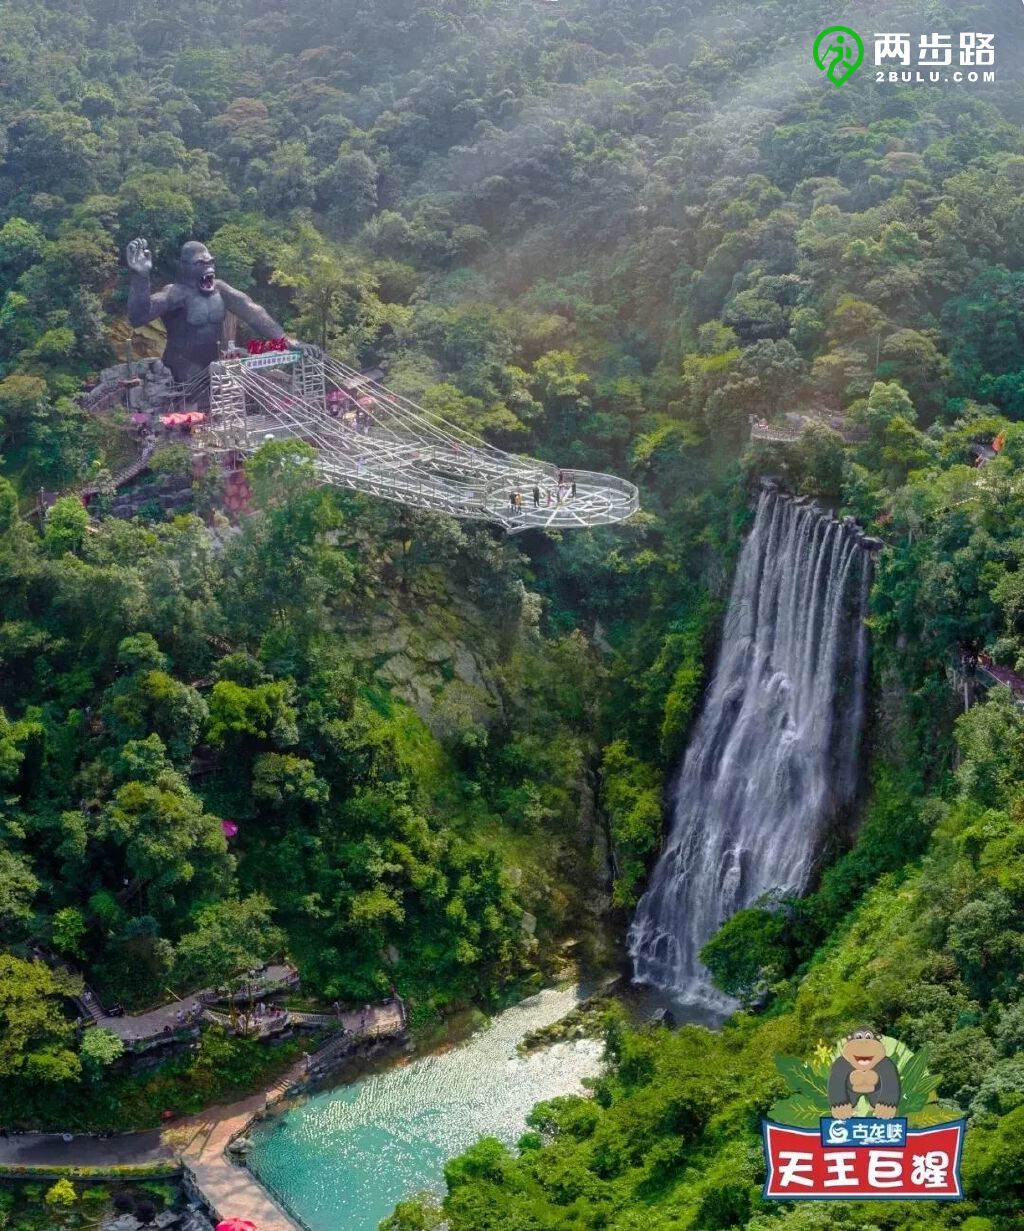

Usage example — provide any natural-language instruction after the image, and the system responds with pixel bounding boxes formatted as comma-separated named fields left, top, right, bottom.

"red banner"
left=247, top=338, right=289, bottom=356
left=762, top=1121, right=965, bottom=1200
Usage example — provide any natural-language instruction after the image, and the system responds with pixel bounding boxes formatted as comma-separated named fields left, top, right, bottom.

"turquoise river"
left=247, top=984, right=605, bottom=1230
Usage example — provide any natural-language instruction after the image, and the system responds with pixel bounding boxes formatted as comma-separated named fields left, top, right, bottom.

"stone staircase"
left=80, top=442, right=156, bottom=497
left=285, top=1010, right=339, bottom=1027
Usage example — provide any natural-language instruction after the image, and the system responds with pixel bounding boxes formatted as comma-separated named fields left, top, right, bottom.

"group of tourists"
left=327, top=390, right=376, bottom=435
left=239, top=1002, right=287, bottom=1032
left=328, top=404, right=374, bottom=433
left=330, top=1000, right=375, bottom=1030
left=172, top=1001, right=204, bottom=1028
left=508, top=470, right=577, bottom=513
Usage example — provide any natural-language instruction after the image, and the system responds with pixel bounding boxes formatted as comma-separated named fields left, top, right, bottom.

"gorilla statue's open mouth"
left=198, top=268, right=216, bottom=293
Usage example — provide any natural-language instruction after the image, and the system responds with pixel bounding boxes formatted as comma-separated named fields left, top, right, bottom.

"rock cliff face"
left=105, top=473, right=193, bottom=520
left=346, top=590, right=506, bottom=737
left=83, top=356, right=177, bottom=414
left=343, top=575, right=616, bottom=951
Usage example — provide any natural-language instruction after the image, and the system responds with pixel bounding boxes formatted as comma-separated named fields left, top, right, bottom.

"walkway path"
left=182, top=1000, right=404, bottom=1230
left=977, top=653, right=1024, bottom=698
left=85, top=964, right=297, bottom=1042
left=184, top=1091, right=299, bottom=1231
left=0, top=1128, right=171, bottom=1169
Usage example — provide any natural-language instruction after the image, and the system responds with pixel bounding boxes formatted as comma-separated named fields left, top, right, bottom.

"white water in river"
left=628, top=489, right=871, bottom=1010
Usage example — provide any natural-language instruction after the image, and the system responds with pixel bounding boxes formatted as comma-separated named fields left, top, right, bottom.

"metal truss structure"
left=200, top=349, right=639, bottom=533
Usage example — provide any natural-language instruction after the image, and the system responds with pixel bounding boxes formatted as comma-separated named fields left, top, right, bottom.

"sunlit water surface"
left=247, top=985, right=604, bottom=1231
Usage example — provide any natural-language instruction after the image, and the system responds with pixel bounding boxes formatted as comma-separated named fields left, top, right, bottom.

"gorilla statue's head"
left=179, top=241, right=216, bottom=294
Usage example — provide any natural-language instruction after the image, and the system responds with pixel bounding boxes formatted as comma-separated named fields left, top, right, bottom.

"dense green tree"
left=174, top=894, right=284, bottom=990
left=79, top=1027, right=124, bottom=1076
left=599, top=741, right=662, bottom=907
left=43, top=496, right=90, bottom=557
left=0, top=955, right=81, bottom=1084
left=0, top=849, right=38, bottom=934
left=0, top=374, right=47, bottom=445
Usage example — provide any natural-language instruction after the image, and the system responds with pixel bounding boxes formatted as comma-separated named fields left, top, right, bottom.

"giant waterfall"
left=628, top=486, right=873, bottom=1009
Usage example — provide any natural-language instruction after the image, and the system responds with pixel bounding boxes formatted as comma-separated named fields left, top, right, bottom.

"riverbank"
left=0, top=998, right=408, bottom=1229
left=246, top=982, right=607, bottom=1231
left=0, top=982, right=617, bottom=1231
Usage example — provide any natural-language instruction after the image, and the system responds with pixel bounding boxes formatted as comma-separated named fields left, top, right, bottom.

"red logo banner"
left=762, top=1121, right=965, bottom=1200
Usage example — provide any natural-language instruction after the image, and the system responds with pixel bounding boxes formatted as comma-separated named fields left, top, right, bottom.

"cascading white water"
left=628, top=486, right=872, bottom=1010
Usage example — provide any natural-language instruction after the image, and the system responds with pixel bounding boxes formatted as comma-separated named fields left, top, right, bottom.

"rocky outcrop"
left=346, top=593, right=507, bottom=735
left=84, top=358, right=177, bottom=415
left=106, top=474, right=193, bottom=520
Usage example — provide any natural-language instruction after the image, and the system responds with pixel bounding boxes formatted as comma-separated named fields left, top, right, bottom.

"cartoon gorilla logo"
left=827, top=1028, right=901, bottom=1120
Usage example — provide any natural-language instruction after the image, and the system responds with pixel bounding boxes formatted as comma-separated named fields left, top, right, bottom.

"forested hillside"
left=2, top=0, right=1024, bottom=1225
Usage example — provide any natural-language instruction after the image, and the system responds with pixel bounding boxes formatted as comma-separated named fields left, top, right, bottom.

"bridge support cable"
left=203, top=350, right=638, bottom=532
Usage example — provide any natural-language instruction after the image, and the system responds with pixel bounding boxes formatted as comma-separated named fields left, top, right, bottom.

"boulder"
left=382, top=653, right=416, bottom=684
left=423, top=638, right=457, bottom=664
left=180, top=1211, right=215, bottom=1231
left=384, top=625, right=410, bottom=653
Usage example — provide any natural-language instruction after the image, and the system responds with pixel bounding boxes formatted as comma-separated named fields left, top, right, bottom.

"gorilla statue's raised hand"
left=125, top=237, right=315, bottom=385
left=126, top=237, right=153, bottom=275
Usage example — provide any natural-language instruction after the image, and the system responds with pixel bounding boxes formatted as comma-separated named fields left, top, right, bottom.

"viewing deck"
left=75, top=963, right=300, bottom=1044
left=199, top=349, right=639, bottom=533
left=952, top=648, right=1024, bottom=711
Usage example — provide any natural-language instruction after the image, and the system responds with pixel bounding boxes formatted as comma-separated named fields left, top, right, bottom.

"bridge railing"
left=750, top=422, right=805, bottom=443
left=750, top=419, right=871, bottom=446
left=556, top=467, right=640, bottom=503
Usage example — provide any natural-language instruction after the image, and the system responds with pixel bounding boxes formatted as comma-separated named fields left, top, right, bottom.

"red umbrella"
left=221, top=819, right=239, bottom=838
left=216, top=1222, right=257, bottom=1231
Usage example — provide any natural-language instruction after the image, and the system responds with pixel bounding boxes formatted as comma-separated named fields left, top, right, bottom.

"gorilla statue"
left=126, top=237, right=314, bottom=385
